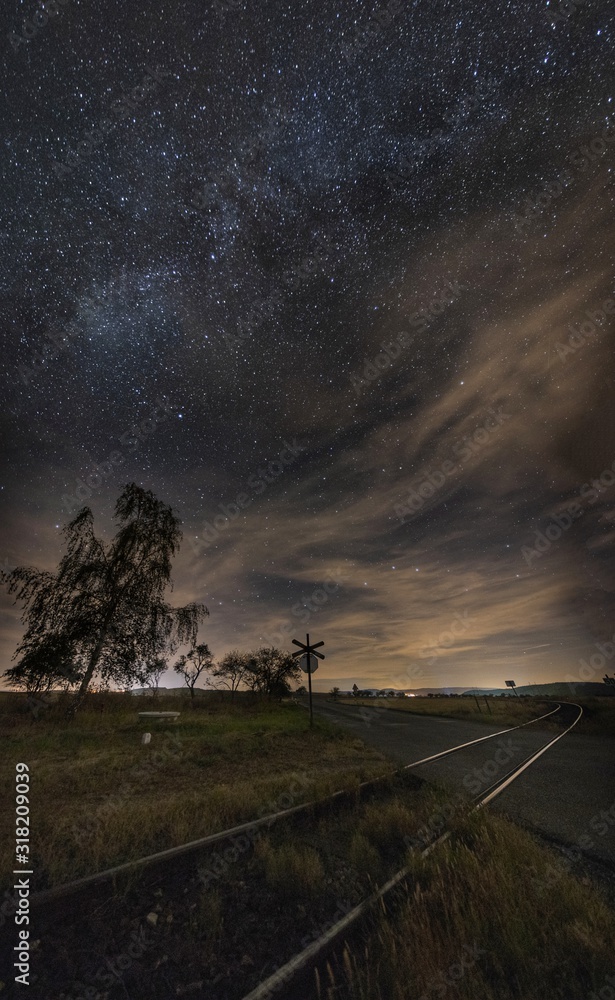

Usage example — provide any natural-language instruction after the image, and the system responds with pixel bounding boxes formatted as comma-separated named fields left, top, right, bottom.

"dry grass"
left=569, top=696, right=615, bottom=737
left=0, top=691, right=389, bottom=888
left=328, top=808, right=615, bottom=1000
left=341, top=696, right=558, bottom=729
left=348, top=832, right=381, bottom=881
left=357, top=800, right=416, bottom=852
left=338, top=694, right=615, bottom=736
left=261, top=840, right=326, bottom=898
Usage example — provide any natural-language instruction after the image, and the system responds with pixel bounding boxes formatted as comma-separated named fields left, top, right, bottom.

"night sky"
left=1, top=0, right=614, bottom=692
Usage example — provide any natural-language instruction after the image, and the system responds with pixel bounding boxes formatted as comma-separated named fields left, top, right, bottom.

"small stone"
left=146, top=912, right=158, bottom=926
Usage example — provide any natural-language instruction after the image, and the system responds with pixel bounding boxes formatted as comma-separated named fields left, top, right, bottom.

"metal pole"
left=306, top=633, right=313, bottom=728
left=474, top=695, right=482, bottom=713
left=484, top=696, right=492, bottom=714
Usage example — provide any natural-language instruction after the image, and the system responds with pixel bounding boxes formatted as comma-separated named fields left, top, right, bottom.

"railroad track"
left=241, top=700, right=584, bottom=1000
left=8, top=701, right=582, bottom=1000
left=28, top=700, right=564, bottom=912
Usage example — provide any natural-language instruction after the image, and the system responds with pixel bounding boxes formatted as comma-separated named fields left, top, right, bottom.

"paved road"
left=310, top=697, right=615, bottom=866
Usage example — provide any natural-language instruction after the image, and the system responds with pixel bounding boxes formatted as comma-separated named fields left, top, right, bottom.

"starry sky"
left=1, top=0, right=614, bottom=692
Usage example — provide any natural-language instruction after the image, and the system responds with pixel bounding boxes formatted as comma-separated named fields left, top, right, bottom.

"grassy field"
left=328, top=806, right=615, bottom=1000
left=2, top=690, right=615, bottom=999
left=338, top=695, right=615, bottom=735
left=0, top=691, right=390, bottom=888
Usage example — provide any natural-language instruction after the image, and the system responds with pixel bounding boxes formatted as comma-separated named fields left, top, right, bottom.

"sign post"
left=292, top=634, right=325, bottom=728
left=505, top=679, right=519, bottom=698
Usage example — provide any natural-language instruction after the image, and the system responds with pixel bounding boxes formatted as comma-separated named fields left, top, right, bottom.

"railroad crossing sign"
left=292, top=634, right=325, bottom=726
left=292, top=636, right=325, bottom=661
left=299, top=653, right=319, bottom=674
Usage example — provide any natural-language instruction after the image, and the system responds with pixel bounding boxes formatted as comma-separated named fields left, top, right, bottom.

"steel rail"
left=28, top=701, right=567, bottom=908
left=238, top=702, right=583, bottom=1000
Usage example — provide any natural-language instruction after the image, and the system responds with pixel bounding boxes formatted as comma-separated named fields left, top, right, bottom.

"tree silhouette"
left=244, top=647, right=301, bottom=698
left=330, top=686, right=340, bottom=700
left=2, top=483, right=208, bottom=715
left=174, top=643, right=214, bottom=700
left=136, top=656, right=168, bottom=700
left=3, top=633, right=82, bottom=694
left=212, top=649, right=252, bottom=699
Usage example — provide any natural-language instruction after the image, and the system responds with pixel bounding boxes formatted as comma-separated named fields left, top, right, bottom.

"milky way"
left=1, top=0, right=614, bottom=690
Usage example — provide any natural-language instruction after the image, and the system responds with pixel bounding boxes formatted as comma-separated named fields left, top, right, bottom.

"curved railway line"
left=239, top=701, right=584, bottom=1000
left=14, top=701, right=585, bottom=1000
left=29, top=700, right=566, bottom=911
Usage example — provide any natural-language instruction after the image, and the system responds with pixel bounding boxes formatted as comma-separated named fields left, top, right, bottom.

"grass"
left=0, top=690, right=389, bottom=888
left=327, top=807, right=615, bottom=1000
left=259, top=840, right=326, bottom=898
left=338, top=694, right=615, bottom=734
left=5, top=685, right=615, bottom=1000
left=339, top=695, right=555, bottom=729
left=567, top=696, right=615, bottom=737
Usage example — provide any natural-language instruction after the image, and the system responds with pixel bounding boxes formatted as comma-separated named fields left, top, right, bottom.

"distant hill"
left=335, top=686, right=505, bottom=697
left=333, top=683, right=615, bottom=698
left=463, top=682, right=615, bottom=698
